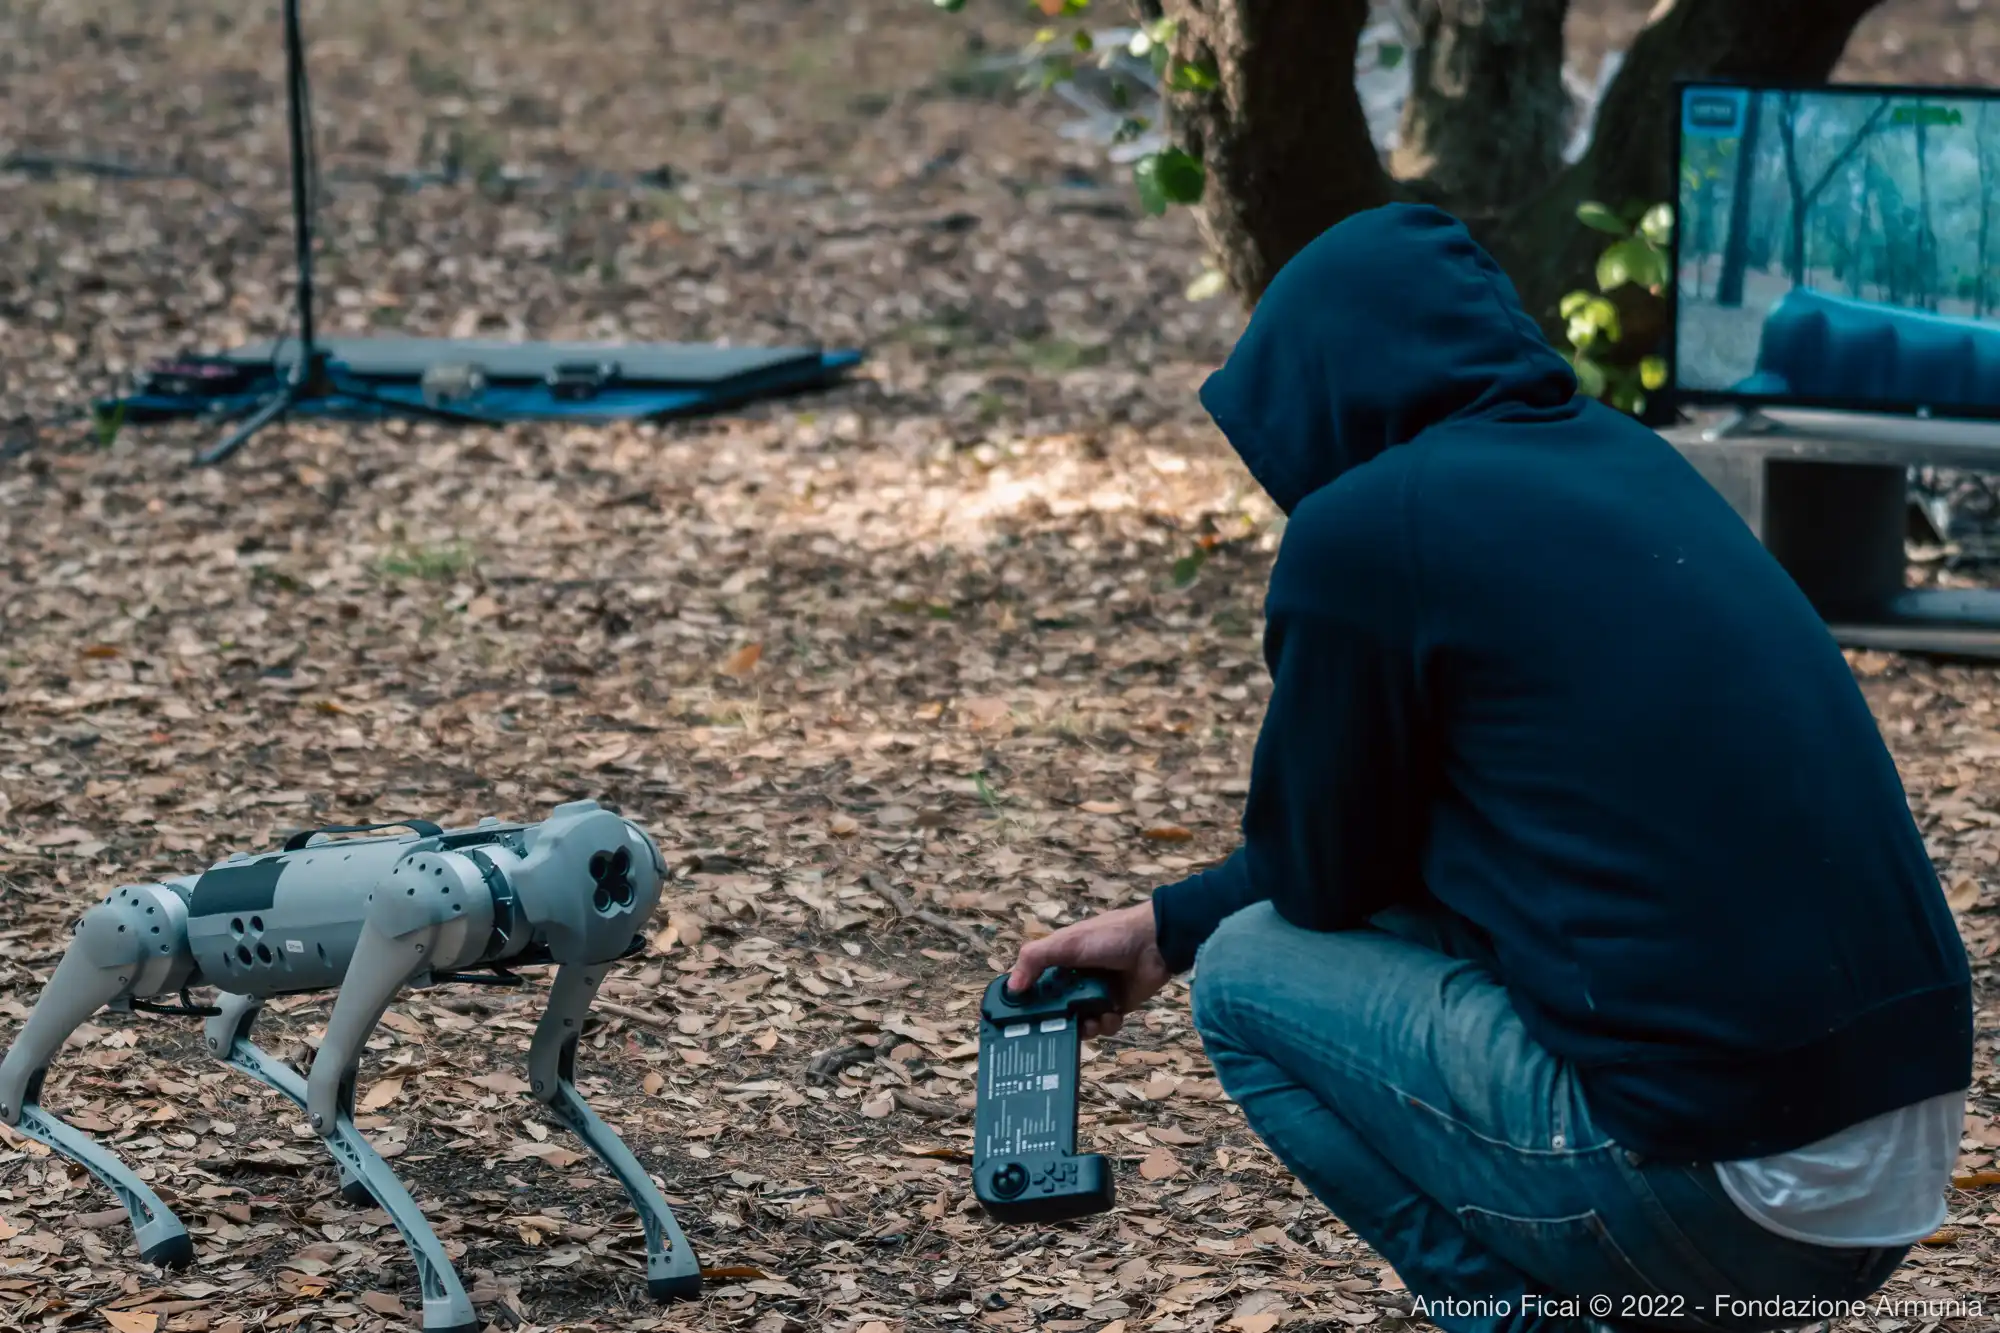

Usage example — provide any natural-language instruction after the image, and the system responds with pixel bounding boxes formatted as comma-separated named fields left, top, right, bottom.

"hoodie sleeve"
left=1150, top=492, right=1429, bottom=973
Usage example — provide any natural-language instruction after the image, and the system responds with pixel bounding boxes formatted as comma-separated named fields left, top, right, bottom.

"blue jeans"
left=1189, top=901, right=1908, bottom=1333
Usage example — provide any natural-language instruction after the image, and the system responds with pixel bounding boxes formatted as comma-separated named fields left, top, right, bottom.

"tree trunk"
left=1159, top=0, right=1893, bottom=327
left=1915, top=119, right=1938, bottom=309
left=1158, top=0, right=1393, bottom=303
left=1715, top=91, right=1764, bottom=307
left=1978, top=108, right=1993, bottom=318
left=1779, top=96, right=1807, bottom=287
left=1391, top=0, right=1571, bottom=225
left=1490, top=0, right=1890, bottom=327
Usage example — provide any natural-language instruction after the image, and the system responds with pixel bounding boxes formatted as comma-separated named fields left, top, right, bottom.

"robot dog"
left=0, top=801, right=701, bottom=1332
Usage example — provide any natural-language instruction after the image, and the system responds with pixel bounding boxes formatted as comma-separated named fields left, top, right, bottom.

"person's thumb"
left=1008, top=934, right=1054, bottom=996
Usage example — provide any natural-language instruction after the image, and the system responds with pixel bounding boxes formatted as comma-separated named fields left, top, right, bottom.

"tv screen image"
left=1674, top=83, right=2000, bottom=419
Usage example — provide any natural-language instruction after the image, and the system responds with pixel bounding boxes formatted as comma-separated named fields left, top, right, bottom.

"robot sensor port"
left=589, top=847, right=636, bottom=914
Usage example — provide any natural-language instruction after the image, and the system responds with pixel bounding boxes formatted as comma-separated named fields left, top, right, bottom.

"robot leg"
left=200, top=993, right=371, bottom=1204
left=527, top=964, right=703, bottom=1300
left=293, top=853, right=493, bottom=1333
left=0, top=886, right=199, bottom=1267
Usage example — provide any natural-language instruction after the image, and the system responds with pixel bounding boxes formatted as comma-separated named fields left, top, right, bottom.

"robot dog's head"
left=514, top=801, right=667, bottom=965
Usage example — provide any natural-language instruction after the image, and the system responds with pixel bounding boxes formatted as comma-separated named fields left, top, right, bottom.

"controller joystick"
left=971, top=967, right=1117, bottom=1224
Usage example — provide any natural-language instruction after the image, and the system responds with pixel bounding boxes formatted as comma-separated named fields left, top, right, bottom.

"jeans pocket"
left=1455, top=1203, right=1668, bottom=1301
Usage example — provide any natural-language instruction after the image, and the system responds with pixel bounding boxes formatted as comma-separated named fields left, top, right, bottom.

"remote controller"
left=971, top=966, right=1117, bottom=1224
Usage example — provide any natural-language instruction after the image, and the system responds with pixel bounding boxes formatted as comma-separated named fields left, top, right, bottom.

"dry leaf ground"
left=3, top=3, right=1998, bottom=1332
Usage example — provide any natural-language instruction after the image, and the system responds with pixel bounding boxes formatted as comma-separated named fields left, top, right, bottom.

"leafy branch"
left=1560, top=200, right=1673, bottom=417
left=933, top=1, right=1209, bottom=216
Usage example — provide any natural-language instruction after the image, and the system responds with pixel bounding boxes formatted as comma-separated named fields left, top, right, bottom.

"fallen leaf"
left=960, top=696, right=1012, bottom=730
left=718, top=642, right=763, bottom=677
left=105, top=1311, right=160, bottom=1333
left=860, top=1092, right=895, bottom=1118
left=1142, top=825, right=1194, bottom=842
left=1947, top=877, right=1982, bottom=912
left=358, top=1292, right=405, bottom=1316
left=1138, top=1147, right=1182, bottom=1181
left=701, top=1265, right=771, bottom=1280
left=1953, top=1169, right=2000, bottom=1189
left=1920, top=1226, right=1962, bottom=1246
left=357, top=1077, right=404, bottom=1111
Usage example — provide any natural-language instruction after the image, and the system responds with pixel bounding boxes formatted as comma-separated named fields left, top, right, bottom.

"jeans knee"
left=1190, top=900, right=1282, bottom=1044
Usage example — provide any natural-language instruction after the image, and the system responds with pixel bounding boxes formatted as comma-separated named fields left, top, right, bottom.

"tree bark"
left=1715, top=90, right=1763, bottom=307
left=1779, top=95, right=1807, bottom=286
left=1152, top=0, right=1893, bottom=329
left=1158, top=0, right=1393, bottom=302
left=1490, top=0, right=1891, bottom=326
left=1392, top=0, right=1571, bottom=226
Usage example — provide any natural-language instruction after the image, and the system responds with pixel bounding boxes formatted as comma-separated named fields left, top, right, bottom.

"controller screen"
left=979, top=1014, right=1073, bottom=1158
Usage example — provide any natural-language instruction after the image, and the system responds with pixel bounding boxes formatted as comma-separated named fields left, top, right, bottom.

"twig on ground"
left=891, top=1088, right=963, bottom=1120
left=595, top=1000, right=677, bottom=1031
left=865, top=870, right=986, bottom=950
left=806, top=1044, right=876, bottom=1085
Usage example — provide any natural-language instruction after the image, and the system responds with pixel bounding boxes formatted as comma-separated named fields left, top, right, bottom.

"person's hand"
left=1006, top=901, right=1172, bottom=1040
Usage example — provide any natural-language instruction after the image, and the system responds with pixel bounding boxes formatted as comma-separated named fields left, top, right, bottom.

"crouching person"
left=1007, top=206, right=1972, bottom=1333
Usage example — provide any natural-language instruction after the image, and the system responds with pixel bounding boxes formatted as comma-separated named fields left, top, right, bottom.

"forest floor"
left=2, top=3, right=1999, bottom=1333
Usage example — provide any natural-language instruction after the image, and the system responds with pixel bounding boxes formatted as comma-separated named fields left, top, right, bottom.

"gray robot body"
left=0, top=802, right=700, bottom=1331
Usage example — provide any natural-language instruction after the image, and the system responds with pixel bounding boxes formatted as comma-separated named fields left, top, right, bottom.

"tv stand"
left=1699, top=407, right=1786, bottom=442
left=1663, top=411, right=2000, bottom=658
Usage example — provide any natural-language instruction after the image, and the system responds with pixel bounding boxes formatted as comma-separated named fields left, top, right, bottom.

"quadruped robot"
left=0, top=801, right=701, bottom=1332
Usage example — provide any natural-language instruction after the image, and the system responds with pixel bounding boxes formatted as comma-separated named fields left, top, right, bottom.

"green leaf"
left=1559, top=290, right=1594, bottom=320
left=1171, top=549, right=1208, bottom=588
left=1133, top=147, right=1204, bottom=215
left=1570, top=354, right=1608, bottom=399
left=1638, top=203, right=1675, bottom=248
left=1168, top=59, right=1219, bottom=92
left=1576, top=201, right=1629, bottom=236
left=1073, top=27, right=1093, bottom=52
left=934, top=0, right=967, bottom=10
left=1376, top=42, right=1404, bottom=70
left=1597, top=237, right=1664, bottom=292
left=1640, top=355, right=1669, bottom=392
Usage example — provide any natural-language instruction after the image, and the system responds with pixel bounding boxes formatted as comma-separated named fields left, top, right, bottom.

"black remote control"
left=971, top=967, right=1117, bottom=1224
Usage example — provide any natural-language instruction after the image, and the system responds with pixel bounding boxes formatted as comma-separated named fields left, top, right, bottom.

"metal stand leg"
left=528, top=964, right=702, bottom=1301
left=0, top=905, right=193, bottom=1267
left=298, top=923, right=480, bottom=1333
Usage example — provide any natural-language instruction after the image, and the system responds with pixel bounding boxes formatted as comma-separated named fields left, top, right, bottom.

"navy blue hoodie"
left=1154, top=203, right=1973, bottom=1162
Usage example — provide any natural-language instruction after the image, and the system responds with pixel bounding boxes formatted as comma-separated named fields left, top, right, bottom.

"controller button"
left=991, top=1162, right=1029, bottom=1199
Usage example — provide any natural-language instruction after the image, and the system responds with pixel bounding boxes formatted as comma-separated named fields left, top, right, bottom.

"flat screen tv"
left=1672, top=81, right=2000, bottom=422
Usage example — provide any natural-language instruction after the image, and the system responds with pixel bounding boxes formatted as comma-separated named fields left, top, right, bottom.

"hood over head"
left=1201, top=202, right=1579, bottom=514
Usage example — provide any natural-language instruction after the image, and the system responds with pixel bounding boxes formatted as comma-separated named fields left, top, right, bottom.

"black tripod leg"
left=196, top=388, right=294, bottom=467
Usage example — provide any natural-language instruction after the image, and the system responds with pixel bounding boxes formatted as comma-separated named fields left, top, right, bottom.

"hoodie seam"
left=1476, top=255, right=1547, bottom=397
left=1399, top=448, right=1430, bottom=645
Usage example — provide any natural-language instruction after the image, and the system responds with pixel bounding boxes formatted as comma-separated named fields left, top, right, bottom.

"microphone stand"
left=196, top=0, right=330, bottom=466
